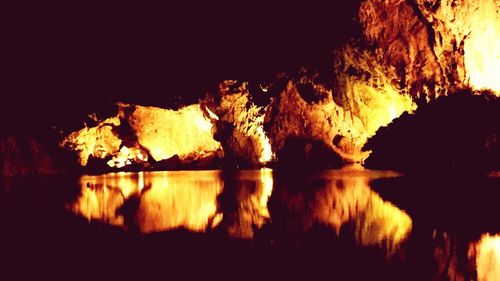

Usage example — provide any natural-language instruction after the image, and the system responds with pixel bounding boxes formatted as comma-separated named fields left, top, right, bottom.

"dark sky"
left=4, top=2, right=361, bottom=130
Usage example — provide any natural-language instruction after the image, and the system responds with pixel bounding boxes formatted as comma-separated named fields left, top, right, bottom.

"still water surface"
left=67, top=167, right=500, bottom=280
left=1, top=167, right=499, bottom=280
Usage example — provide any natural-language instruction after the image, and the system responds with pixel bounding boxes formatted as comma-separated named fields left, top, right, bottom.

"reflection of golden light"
left=73, top=185, right=125, bottom=226
left=473, top=234, right=500, bottom=281
left=226, top=169, right=274, bottom=239
left=354, top=190, right=412, bottom=254
left=277, top=167, right=410, bottom=255
left=259, top=168, right=273, bottom=219
left=138, top=171, right=223, bottom=233
left=314, top=171, right=411, bottom=254
left=137, top=171, right=144, bottom=192
left=71, top=172, right=144, bottom=226
left=71, top=171, right=223, bottom=233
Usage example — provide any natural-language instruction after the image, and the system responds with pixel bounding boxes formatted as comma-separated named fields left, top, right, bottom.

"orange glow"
left=106, top=146, right=148, bottom=168
left=216, top=84, right=275, bottom=165
left=259, top=168, right=273, bottom=219
left=61, top=104, right=222, bottom=168
left=70, top=172, right=144, bottom=226
left=205, top=106, right=219, bottom=120
left=137, top=171, right=223, bottom=233
left=257, top=122, right=273, bottom=164
left=313, top=167, right=411, bottom=254
left=226, top=168, right=274, bottom=239
left=121, top=103, right=222, bottom=162
left=472, top=233, right=500, bottom=281
left=337, top=47, right=417, bottom=142
left=461, top=1, right=500, bottom=94
left=422, top=0, right=500, bottom=95
left=71, top=170, right=223, bottom=233
left=60, top=117, right=122, bottom=166
left=62, top=74, right=415, bottom=168
left=274, top=166, right=410, bottom=255
left=270, top=72, right=415, bottom=164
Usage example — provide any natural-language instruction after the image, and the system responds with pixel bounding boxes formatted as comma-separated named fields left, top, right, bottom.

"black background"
left=4, top=2, right=361, bottom=131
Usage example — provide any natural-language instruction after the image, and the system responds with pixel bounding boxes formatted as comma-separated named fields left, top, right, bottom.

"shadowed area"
left=365, top=91, right=500, bottom=173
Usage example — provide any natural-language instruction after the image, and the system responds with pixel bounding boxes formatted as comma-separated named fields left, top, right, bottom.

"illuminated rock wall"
left=60, top=117, right=122, bottom=166
left=268, top=80, right=370, bottom=163
left=120, top=103, right=221, bottom=162
left=61, top=104, right=222, bottom=170
left=359, top=0, right=500, bottom=96
left=207, top=81, right=273, bottom=166
left=57, top=0, right=499, bottom=172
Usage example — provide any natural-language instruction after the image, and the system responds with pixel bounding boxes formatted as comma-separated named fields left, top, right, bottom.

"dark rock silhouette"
left=364, top=90, right=500, bottom=173
left=0, top=131, right=76, bottom=176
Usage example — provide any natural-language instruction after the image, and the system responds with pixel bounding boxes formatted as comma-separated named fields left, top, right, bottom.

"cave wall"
left=60, top=103, right=222, bottom=171
left=359, top=0, right=500, bottom=96
left=12, top=0, right=500, bottom=175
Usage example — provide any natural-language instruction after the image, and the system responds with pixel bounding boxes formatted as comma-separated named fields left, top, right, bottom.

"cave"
left=3, top=1, right=500, bottom=280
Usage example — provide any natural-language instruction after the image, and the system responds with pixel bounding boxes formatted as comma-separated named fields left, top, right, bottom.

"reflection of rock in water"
left=430, top=231, right=500, bottom=281
left=70, top=171, right=224, bottom=233
left=431, top=231, right=472, bottom=281
left=71, top=181, right=126, bottom=226
left=270, top=166, right=411, bottom=255
left=70, top=168, right=411, bottom=252
left=137, top=171, right=223, bottom=233
left=219, top=169, right=273, bottom=239
left=70, top=172, right=145, bottom=227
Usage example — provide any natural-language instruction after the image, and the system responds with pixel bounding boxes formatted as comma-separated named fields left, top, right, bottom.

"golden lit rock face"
left=472, top=233, right=500, bottom=281
left=60, top=0, right=499, bottom=170
left=71, top=171, right=223, bottom=233
left=61, top=104, right=221, bottom=168
left=269, top=76, right=414, bottom=163
left=359, top=0, right=447, bottom=98
left=360, top=0, right=500, bottom=96
left=60, top=117, right=122, bottom=166
left=210, top=81, right=274, bottom=165
left=62, top=75, right=415, bottom=168
left=334, top=47, right=417, bottom=136
left=269, top=81, right=368, bottom=162
left=122, top=103, right=221, bottom=162
left=415, top=0, right=500, bottom=94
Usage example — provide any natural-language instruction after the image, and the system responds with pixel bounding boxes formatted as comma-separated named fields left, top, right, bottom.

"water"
left=1, top=167, right=499, bottom=280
